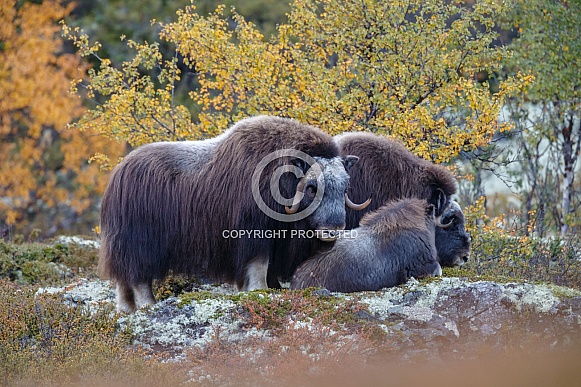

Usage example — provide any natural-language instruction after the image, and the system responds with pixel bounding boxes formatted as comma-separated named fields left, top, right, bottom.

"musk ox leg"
left=116, top=282, right=136, bottom=314
left=241, top=257, right=269, bottom=291
left=133, top=281, right=156, bottom=309
left=266, top=267, right=282, bottom=289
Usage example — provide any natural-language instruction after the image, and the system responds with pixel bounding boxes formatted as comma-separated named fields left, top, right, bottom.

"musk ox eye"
left=442, top=215, right=456, bottom=225
left=306, top=185, right=316, bottom=196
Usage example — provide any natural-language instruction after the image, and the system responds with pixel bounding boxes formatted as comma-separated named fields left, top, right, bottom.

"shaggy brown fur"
left=335, top=132, right=457, bottom=229
left=99, top=116, right=350, bottom=312
left=290, top=198, right=442, bottom=292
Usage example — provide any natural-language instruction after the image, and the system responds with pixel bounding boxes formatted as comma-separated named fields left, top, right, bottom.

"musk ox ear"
left=342, top=155, right=359, bottom=171
left=429, top=188, right=447, bottom=216
left=425, top=204, right=436, bottom=218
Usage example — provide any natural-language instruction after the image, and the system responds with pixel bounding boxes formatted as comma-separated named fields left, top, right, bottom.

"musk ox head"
left=435, top=201, right=471, bottom=267
left=284, top=155, right=369, bottom=242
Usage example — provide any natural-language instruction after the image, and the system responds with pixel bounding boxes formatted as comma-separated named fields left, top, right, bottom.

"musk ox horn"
left=285, top=178, right=307, bottom=214
left=345, top=194, right=372, bottom=211
left=435, top=217, right=453, bottom=228
left=435, top=201, right=461, bottom=228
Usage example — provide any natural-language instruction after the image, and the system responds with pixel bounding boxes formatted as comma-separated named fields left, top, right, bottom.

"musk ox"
left=335, top=132, right=470, bottom=266
left=290, top=198, right=445, bottom=292
left=99, top=115, right=369, bottom=312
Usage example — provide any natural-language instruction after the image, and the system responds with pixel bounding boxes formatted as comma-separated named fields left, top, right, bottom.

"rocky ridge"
left=38, top=276, right=581, bottom=365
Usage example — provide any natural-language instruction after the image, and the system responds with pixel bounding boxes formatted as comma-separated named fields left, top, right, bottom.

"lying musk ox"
left=290, top=198, right=445, bottom=292
left=99, top=116, right=369, bottom=312
left=335, top=132, right=470, bottom=266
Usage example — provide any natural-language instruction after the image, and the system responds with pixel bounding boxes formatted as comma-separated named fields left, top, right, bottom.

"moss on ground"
left=0, top=240, right=98, bottom=286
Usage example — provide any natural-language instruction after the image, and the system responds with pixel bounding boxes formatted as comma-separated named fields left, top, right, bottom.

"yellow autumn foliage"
left=0, top=0, right=124, bottom=233
left=65, top=0, right=531, bottom=169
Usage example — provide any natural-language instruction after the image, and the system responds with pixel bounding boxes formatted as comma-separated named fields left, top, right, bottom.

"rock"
left=45, top=276, right=581, bottom=363
left=55, top=236, right=100, bottom=249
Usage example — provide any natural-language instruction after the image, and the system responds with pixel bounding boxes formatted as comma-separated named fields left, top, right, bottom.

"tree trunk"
left=560, top=116, right=576, bottom=237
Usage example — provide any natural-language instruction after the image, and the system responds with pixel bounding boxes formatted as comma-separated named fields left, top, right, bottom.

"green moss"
left=0, top=240, right=98, bottom=286
left=179, top=287, right=369, bottom=330
left=178, top=289, right=236, bottom=307
left=545, top=284, right=581, bottom=299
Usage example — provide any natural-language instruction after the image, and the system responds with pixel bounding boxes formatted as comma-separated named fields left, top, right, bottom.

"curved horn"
left=435, top=201, right=461, bottom=228
left=435, top=217, right=453, bottom=228
left=285, top=179, right=307, bottom=214
left=345, top=193, right=372, bottom=211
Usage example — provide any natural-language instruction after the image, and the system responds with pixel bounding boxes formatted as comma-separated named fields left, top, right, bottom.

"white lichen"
left=400, top=305, right=433, bottom=322
left=444, top=321, right=460, bottom=337
left=36, top=278, right=115, bottom=313
left=119, top=297, right=239, bottom=348
left=502, top=284, right=559, bottom=313
left=55, top=235, right=100, bottom=249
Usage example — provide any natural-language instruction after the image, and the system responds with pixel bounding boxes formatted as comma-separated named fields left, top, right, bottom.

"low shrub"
left=0, top=279, right=183, bottom=386
left=461, top=198, right=581, bottom=289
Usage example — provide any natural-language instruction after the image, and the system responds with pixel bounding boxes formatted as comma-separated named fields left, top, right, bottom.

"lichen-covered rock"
left=358, top=278, right=581, bottom=359
left=37, top=278, right=115, bottom=312
left=46, top=277, right=581, bottom=363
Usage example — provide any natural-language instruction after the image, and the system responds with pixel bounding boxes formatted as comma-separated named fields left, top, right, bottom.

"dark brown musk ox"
left=335, top=132, right=471, bottom=267
left=290, top=198, right=445, bottom=292
left=99, top=115, right=370, bottom=313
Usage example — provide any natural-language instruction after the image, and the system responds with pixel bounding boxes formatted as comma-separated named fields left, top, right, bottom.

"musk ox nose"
left=462, top=255, right=469, bottom=263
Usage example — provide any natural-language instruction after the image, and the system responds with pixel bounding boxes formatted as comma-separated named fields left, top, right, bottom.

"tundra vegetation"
left=1, top=0, right=581, bottom=385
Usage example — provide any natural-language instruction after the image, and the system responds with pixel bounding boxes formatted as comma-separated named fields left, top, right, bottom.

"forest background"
left=1, top=0, right=580, bottom=246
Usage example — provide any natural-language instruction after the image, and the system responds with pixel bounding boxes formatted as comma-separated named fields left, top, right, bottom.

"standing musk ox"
left=290, top=198, right=445, bottom=292
left=99, top=115, right=369, bottom=313
left=335, top=132, right=471, bottom=267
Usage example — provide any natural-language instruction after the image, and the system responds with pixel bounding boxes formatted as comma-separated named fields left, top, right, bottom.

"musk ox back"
left=99, top=115, right=365, bottom=312
left=290, top=198, right=443, bottom=292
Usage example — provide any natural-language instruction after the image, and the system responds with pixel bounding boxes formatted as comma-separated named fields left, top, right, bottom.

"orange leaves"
left=0, top=0, right=123, bottom=233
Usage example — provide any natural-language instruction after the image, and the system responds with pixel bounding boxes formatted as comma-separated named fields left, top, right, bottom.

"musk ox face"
left=435, top=201, right=471, bottom=267
left=292, top=156, right=360, bottom=242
